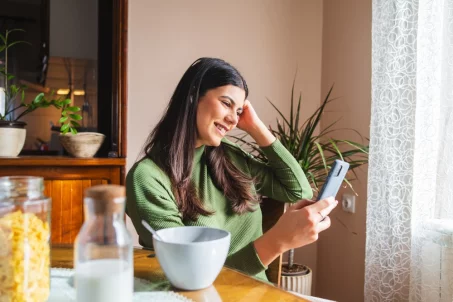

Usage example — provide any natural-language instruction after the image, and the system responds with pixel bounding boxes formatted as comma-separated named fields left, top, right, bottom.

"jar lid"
left=84, top=185, right=125, bottom=214
left=0, top=176, right=44, bottom=201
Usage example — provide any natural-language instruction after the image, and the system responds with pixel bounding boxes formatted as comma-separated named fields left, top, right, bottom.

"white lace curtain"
left=366, top=0, right=453, bottom=301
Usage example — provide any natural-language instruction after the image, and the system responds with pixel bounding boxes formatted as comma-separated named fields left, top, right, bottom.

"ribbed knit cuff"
left=225, top=241, right=268, bottom=276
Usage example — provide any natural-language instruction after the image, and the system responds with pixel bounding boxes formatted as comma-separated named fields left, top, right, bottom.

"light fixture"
left=57, top=88, right=70, bottom=95
left=73, top=90, right=85, bottom=96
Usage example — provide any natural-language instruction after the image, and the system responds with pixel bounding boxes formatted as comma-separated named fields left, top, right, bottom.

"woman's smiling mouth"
left=214, top=122, right=229, bottom=135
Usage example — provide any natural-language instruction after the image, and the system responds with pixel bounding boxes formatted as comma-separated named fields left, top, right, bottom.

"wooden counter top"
left=52, top=245, right=307, bottom=302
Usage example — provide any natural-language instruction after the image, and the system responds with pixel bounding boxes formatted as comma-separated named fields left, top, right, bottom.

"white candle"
left=0, top=87, right=5, bottom=117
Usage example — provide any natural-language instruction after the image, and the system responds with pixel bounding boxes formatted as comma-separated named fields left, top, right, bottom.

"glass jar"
left=74, top=184, right=133, bottom=302
left=0, top=176, right=51, bottom=301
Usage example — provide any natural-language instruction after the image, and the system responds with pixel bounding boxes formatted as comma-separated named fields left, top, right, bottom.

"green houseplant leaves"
left=231, top=81, right=369, bottom=195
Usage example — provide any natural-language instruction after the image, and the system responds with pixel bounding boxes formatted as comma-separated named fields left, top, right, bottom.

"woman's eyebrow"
left=220, top=95, right=243, bottom=110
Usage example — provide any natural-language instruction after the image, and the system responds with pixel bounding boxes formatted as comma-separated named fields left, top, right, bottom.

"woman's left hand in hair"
left=237, top=100, right=276, bottom=147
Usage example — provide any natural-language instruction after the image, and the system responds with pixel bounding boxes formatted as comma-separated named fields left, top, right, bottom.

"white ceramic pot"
left=0, top=121, right=26, bottom=157
left=59, top=132, right=105, bottom=158
left=153, top=226, right=231, bottom=290
left=281, top=264, right=312, bottom=295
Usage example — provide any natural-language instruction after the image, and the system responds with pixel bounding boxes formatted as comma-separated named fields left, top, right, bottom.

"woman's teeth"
left=215, top=123, right=226, bottom=135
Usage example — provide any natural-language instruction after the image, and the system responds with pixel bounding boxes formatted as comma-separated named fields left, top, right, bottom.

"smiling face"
left=195, top=85, right=245, bottom=147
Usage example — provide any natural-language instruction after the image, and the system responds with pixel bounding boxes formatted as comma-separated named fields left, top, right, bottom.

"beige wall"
left=316, top=0, right=371, bottom=301
left=127, top=0, right=323, bottom=166
left=127, top=0, right=324, bottom=290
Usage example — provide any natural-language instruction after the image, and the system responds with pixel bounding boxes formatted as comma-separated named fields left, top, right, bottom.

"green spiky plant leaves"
left=231, top=81, right=368, bottom=195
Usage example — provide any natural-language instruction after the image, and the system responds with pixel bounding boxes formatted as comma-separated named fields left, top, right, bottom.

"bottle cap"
left=84, top=184, right=125, bottom=214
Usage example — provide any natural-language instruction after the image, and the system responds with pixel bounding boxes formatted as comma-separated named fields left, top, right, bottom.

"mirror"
left=0, top=0, right=127, bottom=158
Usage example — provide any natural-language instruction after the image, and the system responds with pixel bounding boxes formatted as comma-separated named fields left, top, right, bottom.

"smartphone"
left=316, top=159, right=350, bottom=201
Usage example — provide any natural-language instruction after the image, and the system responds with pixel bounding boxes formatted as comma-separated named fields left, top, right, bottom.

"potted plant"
left=57, top=100, right=105, bottom=158
left=0, top=29, right=73, bottom=157
left=0, top=28, right=104, bottom=158
left=231, top=80, right=368, bottom=294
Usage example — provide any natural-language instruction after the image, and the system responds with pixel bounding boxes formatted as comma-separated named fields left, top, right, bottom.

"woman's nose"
left=225, top=112, right=238, bottom=125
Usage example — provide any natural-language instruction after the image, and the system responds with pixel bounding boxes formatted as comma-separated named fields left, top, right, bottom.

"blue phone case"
left=316, top=160, right=350, bottom=201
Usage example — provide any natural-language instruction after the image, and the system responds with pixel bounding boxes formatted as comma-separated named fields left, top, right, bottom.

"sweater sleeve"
left=126, top=161, right=184, bottom=248
left=247, top=139, right=313, bottom=202
left=225, top=242, right=268, bottom=277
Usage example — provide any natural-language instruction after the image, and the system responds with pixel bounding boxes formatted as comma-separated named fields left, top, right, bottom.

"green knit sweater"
left=126, top=139, right=313, bottom=281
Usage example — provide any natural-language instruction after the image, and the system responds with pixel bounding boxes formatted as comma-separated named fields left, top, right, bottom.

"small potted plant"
left=57, top=100, right=105, bottom=158
left=231, top=79, right=369, bottom=294
left=0, top=29, right=71, bottom=157
left=0, top=28, right=104, bottom=158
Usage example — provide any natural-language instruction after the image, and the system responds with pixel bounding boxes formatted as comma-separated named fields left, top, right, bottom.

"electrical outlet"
left=342, top=194, right=356, bottom=213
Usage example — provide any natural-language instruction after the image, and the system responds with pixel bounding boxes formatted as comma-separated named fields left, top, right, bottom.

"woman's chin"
left=198, top=133, right=223, bottom=147
left=206, top=138, right=222, bottom=147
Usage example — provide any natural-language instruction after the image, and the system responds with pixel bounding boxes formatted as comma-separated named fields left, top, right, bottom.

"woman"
left=126, top=57, right=338, bottom=281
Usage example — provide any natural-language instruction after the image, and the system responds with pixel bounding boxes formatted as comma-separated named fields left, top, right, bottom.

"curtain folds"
left=366, top=0, right=453, bottom=301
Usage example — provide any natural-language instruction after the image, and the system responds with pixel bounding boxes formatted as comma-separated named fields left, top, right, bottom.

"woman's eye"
left=222, top=101, right=231, bottom=107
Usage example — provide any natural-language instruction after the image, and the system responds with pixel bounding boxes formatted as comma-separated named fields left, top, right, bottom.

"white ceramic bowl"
left=153, top=226, right=231, bottom=290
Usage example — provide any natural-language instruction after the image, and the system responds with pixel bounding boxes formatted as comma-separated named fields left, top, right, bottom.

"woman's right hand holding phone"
left=254, top=197, right=338, bottom=266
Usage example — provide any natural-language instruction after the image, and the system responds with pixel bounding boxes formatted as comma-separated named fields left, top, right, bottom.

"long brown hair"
left=143, top=58, right=259, bottom=221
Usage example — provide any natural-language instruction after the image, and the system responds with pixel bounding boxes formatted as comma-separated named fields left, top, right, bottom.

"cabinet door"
left=44, top=179, right=108, bottom=244
left=0, top=160, right=124, bottom=244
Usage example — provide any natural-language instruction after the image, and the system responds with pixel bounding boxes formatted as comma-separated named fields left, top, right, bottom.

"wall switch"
left=342, top=194, right=356, bottom=213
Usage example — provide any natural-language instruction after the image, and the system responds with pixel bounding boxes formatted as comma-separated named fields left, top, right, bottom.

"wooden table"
left=52, top=245, right=307, bottom=301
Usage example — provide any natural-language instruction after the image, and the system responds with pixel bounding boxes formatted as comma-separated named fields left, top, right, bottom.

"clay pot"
left=59, top=132, right=105, bottom=158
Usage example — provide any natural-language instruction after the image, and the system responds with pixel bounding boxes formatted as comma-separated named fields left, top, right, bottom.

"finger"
left=289, top=199, right=315, bottom=210
left=318, top=199, right=338, bottom=219
left=309, top=196, right=337, bottom=213
left=316, top=216, right=331, bottom=233
left=308, top=198, right=338, bottom=223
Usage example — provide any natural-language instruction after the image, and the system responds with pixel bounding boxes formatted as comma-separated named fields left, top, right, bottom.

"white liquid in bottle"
left=75, top=259, right=133, bottom=302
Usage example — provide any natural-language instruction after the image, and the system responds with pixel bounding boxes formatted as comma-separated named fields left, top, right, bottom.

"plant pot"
left=281, top=263, right=312, bottom=296
left=0, top=121, right=27, bottom=157
left=59, top=132, right=105, bottom=158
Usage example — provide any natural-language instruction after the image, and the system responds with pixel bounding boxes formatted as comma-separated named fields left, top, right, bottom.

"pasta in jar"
left=0, top=211, right=50, bottom=302
left=0, top=177, right=50, bottom=302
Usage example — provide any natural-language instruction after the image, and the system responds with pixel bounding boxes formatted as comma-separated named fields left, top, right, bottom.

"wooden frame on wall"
left=98, top=0, right=128, bottom=160
left=117, top=0, right=128, bottom=159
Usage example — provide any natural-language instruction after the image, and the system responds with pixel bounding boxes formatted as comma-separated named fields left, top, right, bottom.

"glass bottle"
left=74, top=184, right=133, bottom=302
left=0, top=176, right=51, bottom=301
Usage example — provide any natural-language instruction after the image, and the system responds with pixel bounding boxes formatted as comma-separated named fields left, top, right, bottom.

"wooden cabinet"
left=0, top=0, right=129, bottom=245
left=0, top=157, right=125, bottom=244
